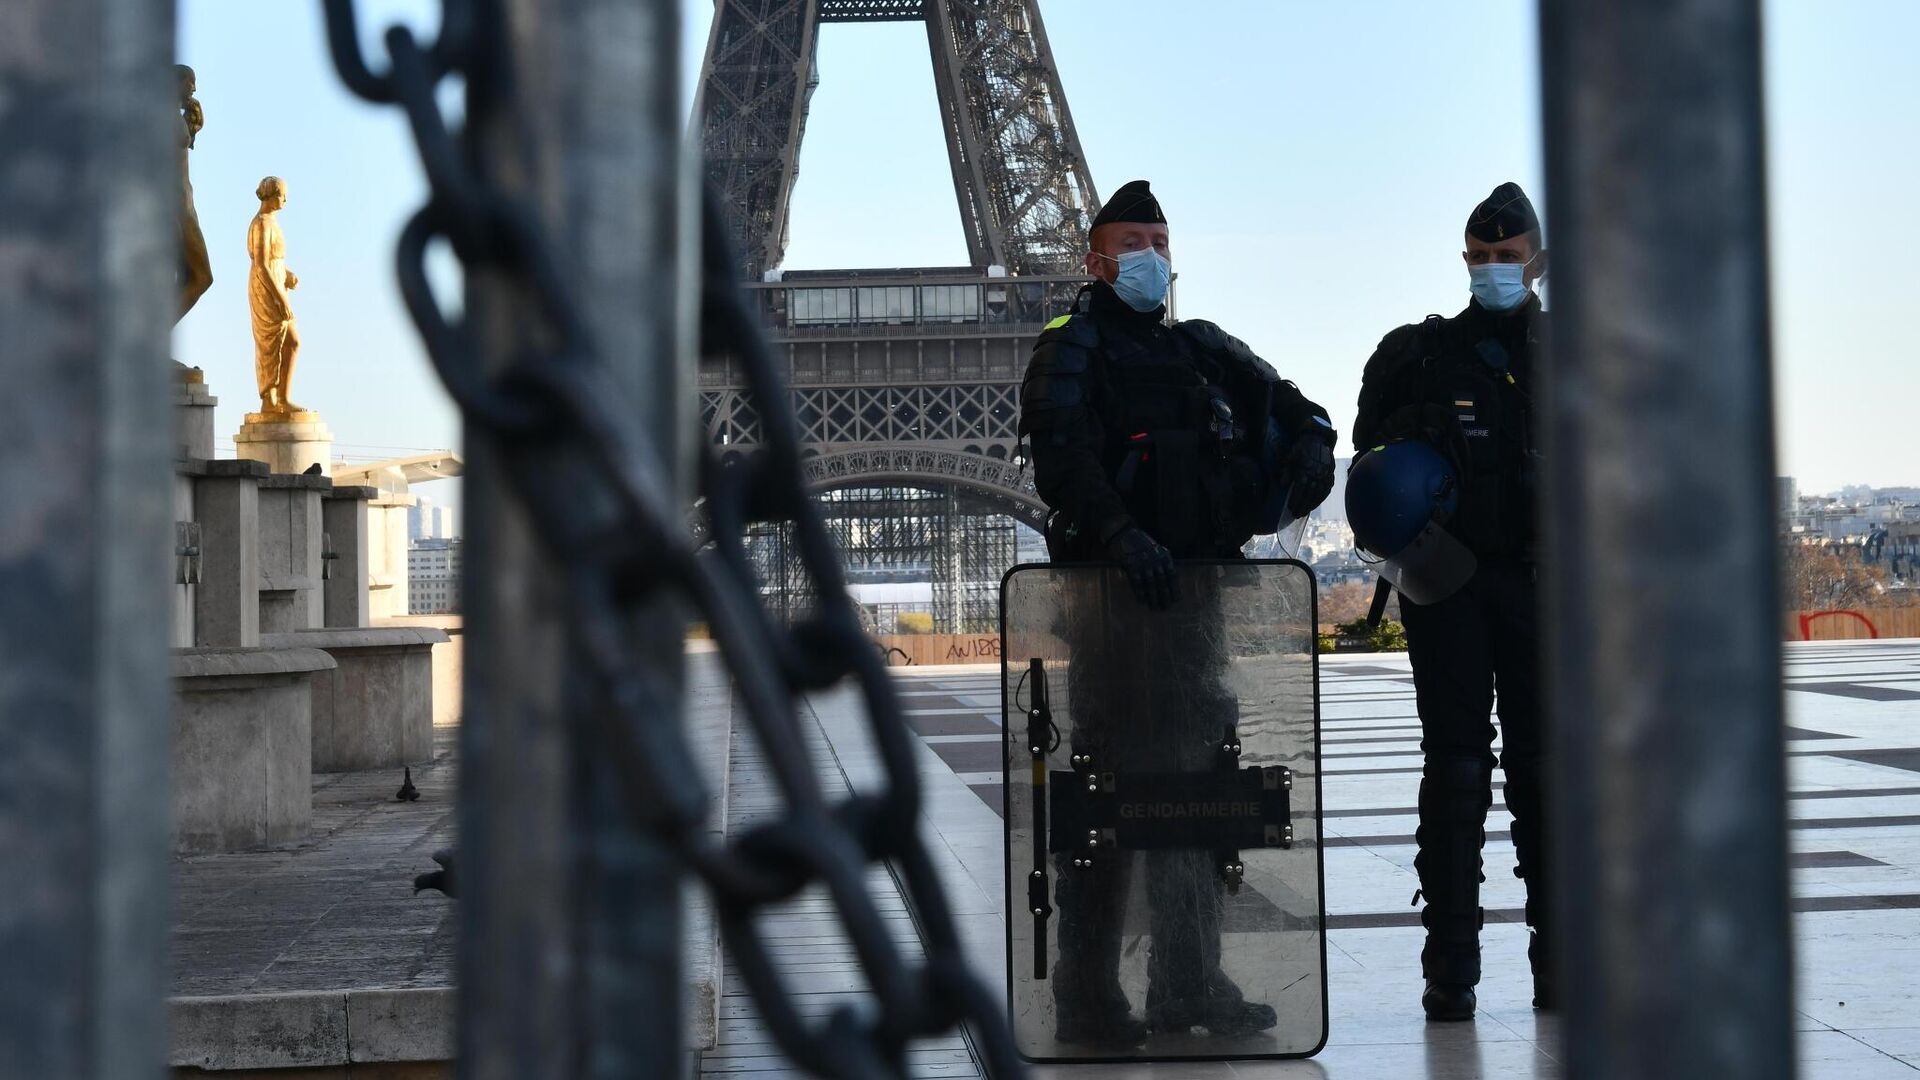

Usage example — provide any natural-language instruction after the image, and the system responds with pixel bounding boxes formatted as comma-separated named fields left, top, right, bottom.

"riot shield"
left=1001, top=560, right=1326, bottom=1063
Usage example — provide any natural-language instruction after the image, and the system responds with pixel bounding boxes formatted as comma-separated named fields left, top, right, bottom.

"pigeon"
left=413, top=848, right=456, bottom=897
left=303, top=462, right=323, bottom=475
left=396, top=766, right=420, bottom=802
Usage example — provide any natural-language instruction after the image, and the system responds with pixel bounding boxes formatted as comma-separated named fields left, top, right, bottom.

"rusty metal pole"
left=0, top=1, right=176, bottom=1077
left=1539, top=1, right=1795, bottom=1076
left=459, top=0, right=693, bottom=1077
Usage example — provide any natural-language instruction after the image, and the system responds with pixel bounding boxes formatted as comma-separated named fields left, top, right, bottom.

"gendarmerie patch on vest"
left=1454, top=393, right=1487, bottom=436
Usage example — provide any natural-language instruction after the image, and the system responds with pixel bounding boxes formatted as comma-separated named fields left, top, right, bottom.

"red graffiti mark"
left=1799, top=610, right=1878, bottom=641
left=943, top=636, right=1003, bottom=661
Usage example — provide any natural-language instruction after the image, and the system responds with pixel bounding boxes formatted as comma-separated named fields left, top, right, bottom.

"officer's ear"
left=1525, top=248, right=1550, bottom=286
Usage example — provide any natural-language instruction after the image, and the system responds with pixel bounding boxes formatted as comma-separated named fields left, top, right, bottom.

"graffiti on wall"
left=1797, top=610, right=1879, bottom=640
left=943, top=636, right=1002, bottom=662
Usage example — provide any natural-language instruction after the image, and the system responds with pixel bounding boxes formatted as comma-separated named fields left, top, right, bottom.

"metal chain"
left=319, top=3, right=1025, bottom=1077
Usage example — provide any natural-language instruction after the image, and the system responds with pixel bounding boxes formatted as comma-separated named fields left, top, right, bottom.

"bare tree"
left=1783, top=543, right=1891, bottom=610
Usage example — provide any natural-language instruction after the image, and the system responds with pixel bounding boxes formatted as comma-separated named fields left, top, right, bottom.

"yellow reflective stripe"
left=1044, top=314, right=1073, bottom=331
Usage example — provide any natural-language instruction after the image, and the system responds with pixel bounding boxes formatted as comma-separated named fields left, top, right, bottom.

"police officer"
left=1351, top=182, right=1552, bottom=1021
left=1018, top=180, right=1337, bottom=1043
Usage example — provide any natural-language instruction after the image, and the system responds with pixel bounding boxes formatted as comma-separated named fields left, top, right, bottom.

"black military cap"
left=1466, top=181, right=1539, bottom=242
left=1091, top=179, right=1166, bottom=231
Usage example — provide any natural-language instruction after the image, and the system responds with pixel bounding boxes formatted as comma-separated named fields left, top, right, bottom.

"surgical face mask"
left=1097, top=248, right=1171, bottom=312
left=1468, top=257, right=1536, bottom=312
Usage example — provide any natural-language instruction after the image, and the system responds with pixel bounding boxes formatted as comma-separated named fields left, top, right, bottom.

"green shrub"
left=1329, top=617, right=1408, bottom=652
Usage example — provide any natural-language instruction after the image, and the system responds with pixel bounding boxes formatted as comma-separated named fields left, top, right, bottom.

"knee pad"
left=1422, top=753, right=1494, bottom=819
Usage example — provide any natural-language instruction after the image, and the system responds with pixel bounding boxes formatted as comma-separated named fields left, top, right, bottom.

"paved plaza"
left=168, top=640, right=1920, bottom=1076
left=710, top=638, right=1920, bottom=1078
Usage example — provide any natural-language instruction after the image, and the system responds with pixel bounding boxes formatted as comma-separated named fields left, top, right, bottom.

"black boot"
left=1414, top=754, right=1493, bottom=1020
left=1504, top=754, right=1555, bottom=1011
left=1140, top=850, right=1277, bottom=1038
left=1148, top=997, right=1279, bottom=1037
left=1056, top=1003, right=1150, bottom=1046
left=1422, top=980, right=1477, bottom=1022
left=1529, top=928, right=1558, bottom=1011
left=1051, top=851, right=1137, bottom=1044
left=1148, top=973, right=1278, bottom=1038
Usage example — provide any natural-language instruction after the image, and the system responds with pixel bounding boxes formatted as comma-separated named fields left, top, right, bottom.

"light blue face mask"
left=1468, top=258, right=1536, bottom=312
left=1099, top=248, right=1171, bottom=312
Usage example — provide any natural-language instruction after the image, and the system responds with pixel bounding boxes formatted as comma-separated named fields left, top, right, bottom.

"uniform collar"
left=1459, top=292, right=1542, bottom=329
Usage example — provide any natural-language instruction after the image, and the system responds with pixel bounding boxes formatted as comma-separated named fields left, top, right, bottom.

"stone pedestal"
left=192, top=459, right=269, bottom=647
left=367, top=492, right=416, bottom=621
left=172, top=646, right=336, bottom=853
left=257, top=473, right=330, bottom=634
left=174, top=362, right=218, bottom=462
left=322, top=485, right=376, bottom=628
left=234, top=411, right=334, bottom=477
left=379, top=614, right=465, bottom=726
left=264, top=626, right=448, bottom=770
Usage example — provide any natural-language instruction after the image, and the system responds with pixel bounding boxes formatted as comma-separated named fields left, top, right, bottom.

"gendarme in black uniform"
left=1021, top=189, right=1333, bottom=572
left=1024, top=285, right=1333, bottom=564
left=1351, top=181, right=1553, bottom=1021
left=1016, top=180, right=1336, bottom=1045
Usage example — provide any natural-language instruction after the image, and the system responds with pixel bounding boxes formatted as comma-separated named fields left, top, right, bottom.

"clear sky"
left=176, top=1, right=1919, bottom=516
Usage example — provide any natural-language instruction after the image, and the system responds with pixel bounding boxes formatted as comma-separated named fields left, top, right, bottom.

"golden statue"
left=176, top=65, right=213, bottom=323
left=246, top=176, right=307, bottom=417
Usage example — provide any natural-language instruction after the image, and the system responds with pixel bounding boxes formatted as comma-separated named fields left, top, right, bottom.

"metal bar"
left=764, top=0, right=821, bottom=275
left=1022, top=0, right=1100, bottom=217
left=1538, top=2, right=1794, bottom=1076
left=0, top=0, right=175, bottom=1076
left=460, top=0, right=691, bottom=1076
left=925, top=1, right=1001, bottom=269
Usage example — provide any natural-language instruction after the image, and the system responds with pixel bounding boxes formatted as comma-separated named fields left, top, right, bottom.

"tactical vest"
left=1046, top=312, right=1281, bottom=557
left=1381, top=313, right=1540, bottom=559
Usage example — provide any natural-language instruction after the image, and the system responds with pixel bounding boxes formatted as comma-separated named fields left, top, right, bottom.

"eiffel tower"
left=697, top=0, right=1101, bottom=634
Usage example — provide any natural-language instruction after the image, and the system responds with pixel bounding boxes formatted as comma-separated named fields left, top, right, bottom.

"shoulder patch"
left=1037, top=310, right=1099, bottom=348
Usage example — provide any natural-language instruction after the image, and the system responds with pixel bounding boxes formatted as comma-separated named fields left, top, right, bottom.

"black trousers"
left=1051, top=575, right=1247, bottom=1022
left=1397, top=559, right=1549, bottom=985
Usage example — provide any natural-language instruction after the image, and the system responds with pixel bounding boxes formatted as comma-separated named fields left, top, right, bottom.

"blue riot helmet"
left=1345, top=440, right=1477, bottom=605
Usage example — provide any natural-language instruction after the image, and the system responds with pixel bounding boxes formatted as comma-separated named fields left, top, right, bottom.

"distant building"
left=1884, top=521, right=1920, bottom=585
left=1014, top=520, right=1048, bottom=565
left=408, top=496, right=456, bottom=542
left=408, top=537, right=462, bottom=614
left=1777, top=476, right=1797, bottom=532
left=1795, top=485, right=1919, bottom=542
left=1315, top=455, right=1352, bottom=524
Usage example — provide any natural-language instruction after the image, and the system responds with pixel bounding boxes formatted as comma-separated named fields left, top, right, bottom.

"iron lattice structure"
left=698, top=0, right=1097, bottom=632
left=698, top=0, right=1099, bottom=279
left=745, top=488, right=1018, bottom=634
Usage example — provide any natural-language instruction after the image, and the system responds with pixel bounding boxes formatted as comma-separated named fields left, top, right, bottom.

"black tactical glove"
left=1104, top=525, right=1177, bottom=611
left=1284, top=426, right=1338, bottom=517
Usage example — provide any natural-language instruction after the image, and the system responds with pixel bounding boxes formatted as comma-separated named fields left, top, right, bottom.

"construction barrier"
left=1787, top=607, right=1920, bottom=641
left=871, top=633, right=1005, bottom=666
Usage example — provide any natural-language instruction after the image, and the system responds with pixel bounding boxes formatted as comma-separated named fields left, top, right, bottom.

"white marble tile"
left=751, top=639, right=1920, bottom=1079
